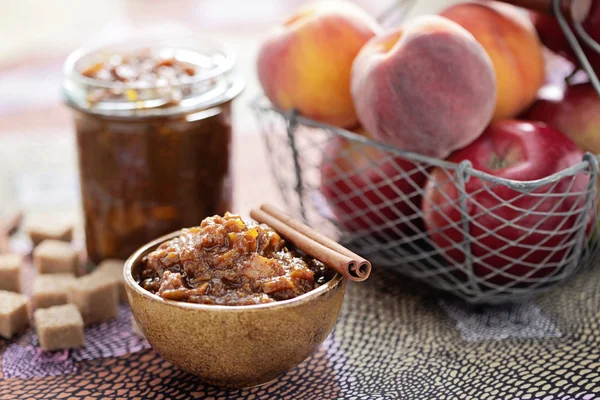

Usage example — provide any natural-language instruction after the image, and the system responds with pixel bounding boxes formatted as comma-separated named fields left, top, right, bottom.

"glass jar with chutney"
left=62, top=39, right=244, bottom=263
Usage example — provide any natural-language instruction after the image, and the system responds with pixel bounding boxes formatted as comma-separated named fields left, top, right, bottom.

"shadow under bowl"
left=124, top=231, right=347, bottom=388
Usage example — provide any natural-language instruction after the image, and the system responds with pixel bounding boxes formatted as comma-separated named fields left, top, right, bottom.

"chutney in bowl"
left=124, top=213, right=346, bottom=388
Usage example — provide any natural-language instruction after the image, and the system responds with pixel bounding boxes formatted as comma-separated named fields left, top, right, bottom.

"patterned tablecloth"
left=1, top=252, right=600, bottom=400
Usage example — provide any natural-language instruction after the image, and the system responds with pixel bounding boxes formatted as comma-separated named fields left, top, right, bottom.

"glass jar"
left=62, top=39, right=244, bottom=263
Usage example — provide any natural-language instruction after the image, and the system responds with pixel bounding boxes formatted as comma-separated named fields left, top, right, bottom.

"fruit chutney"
left=62, top=40, right=244, bottom=263
left=137, top=213, right=334, bottom=306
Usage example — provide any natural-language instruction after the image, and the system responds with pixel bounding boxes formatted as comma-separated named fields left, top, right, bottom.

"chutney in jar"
left=62, top=40, right=244, bottom=263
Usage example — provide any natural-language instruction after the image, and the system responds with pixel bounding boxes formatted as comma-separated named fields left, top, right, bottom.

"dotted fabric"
left=1, top=264, right=600, bottom=399
left=1, top=305, right=149, bottom=379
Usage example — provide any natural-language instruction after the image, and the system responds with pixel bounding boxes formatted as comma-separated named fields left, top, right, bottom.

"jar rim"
left=62, top=36, right=244, bottom=117
left=63, top=37, right=236, bottom=90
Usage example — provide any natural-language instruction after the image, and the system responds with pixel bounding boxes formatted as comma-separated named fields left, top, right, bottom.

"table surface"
left=2, top=1, right=600, bottom=400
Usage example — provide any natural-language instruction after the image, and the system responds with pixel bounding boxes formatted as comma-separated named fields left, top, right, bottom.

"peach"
left=441, top=2, right=545, bottom=120
left=257, top=0, right=381, bottom=128
left=350, top=15, right=496, bottom=159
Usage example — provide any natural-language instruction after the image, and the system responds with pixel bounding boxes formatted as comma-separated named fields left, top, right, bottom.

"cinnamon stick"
left=250, top=205, right=371, bottom=282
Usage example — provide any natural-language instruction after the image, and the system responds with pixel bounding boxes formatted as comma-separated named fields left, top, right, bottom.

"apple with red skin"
left=530, top=12, right=580, bottom=65
left=530, top=1, right=600, bottom=73
left=526, top=82, right=600, bottom=154
left=320, top=135, right=427, bottom=237
left=422, top=120, right=590, bottom=285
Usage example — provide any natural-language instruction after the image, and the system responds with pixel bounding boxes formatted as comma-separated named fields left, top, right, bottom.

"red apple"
left=530, top=12, right=579, bottom=64
left=530, top=1, right=600, bottom=73
left=526, top=82, right=600, bottom=154
left=422, top=120, right=590, bottom=285
left=320, top=135, right=427, bottom=237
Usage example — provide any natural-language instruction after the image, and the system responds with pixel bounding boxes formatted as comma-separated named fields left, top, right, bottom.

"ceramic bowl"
left=124, top=231, right=346, bottom=388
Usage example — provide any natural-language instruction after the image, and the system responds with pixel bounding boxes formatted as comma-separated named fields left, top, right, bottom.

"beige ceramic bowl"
left=124, top=231, right=346, bottom=388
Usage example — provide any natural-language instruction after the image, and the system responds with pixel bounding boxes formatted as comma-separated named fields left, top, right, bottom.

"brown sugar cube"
left=0, top=290, right=30, bottom=339
left=26, top=216, right=73, bottom=246
left=68, top=275, right=118, bottom=326
left=32, top=273, right=77, bottom=309
left=34, top=304, right=84, bottom=351
left=0, top=254, right=23, bottom=293
left=33, top=240, right=79, bottom=275
left=93, top=259, right=127, bottom=303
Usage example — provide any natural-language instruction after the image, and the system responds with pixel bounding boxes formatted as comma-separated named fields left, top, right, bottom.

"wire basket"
left=251, top=98, right=600, bottom=304
left=249, top=0, right=600, bottom=304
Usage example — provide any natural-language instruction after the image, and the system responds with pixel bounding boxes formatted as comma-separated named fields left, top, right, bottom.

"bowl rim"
left=124, top=230, right=346, bottom=313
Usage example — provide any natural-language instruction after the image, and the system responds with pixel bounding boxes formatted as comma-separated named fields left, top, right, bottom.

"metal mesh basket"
left=251, top=98, right=600, bottom=304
